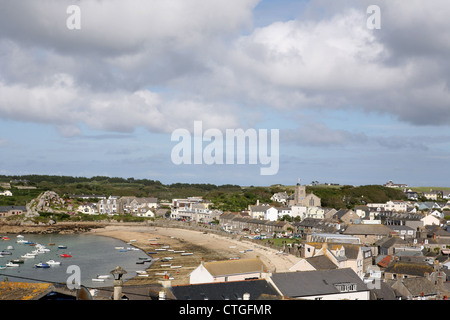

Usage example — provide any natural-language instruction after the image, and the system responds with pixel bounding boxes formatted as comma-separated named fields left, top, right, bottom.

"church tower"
left=294, top=182, right=306, bottom=205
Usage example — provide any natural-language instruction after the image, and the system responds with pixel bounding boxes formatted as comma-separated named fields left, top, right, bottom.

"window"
left=334, top=283, right=357, bottom=293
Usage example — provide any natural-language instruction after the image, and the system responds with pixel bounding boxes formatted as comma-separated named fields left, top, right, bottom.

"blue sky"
left=0, top=0, right=450, bottom=187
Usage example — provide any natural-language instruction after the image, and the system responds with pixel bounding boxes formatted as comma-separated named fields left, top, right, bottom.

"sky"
left=0, top=0, right=450, bottom=187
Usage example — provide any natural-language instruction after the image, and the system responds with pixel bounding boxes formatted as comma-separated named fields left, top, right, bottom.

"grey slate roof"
left=305, top=255, right=338, bottom=270
left=169, top=279, right=280, bottom=300
left=270, top=268, right=368, bottom=298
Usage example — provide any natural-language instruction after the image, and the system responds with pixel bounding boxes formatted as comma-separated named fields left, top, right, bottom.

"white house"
left=189, top=258, right=269, bottom=285
left=0, top=190, right=12, bottom=197
left=269, top=268, right=370, bottom=300
left=291, top=206, right=325, bottom=220
left=421, top=214, right=441, bottom=226
left=264, top=207, right=279, bottom=221
left=77, top=204, right=97, bottom=215
left=430, top=210, right=444, bottom=219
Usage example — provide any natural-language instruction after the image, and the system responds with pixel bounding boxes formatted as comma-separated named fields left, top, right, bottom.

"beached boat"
left=35, top=262, right=50, bottom=268
left=173, top=250, right=185, bottom=254
left=136, top=270, right=148, bottom=275
left=138, top=274, right=149, bottom=277
left=170, top=265, right=182, bottom=269
left=181, top=252, right=193, bottom=256
left=46, top=260, right=61, bottom=266
left=147, top=252, right=158, bottom=255
left=60, top=254, right=72, bottom=258
left=136, top=260, right=144, bottom=264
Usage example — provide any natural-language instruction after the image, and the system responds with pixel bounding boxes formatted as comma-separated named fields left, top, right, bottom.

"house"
left=97, top=196, right=118, bottom=215
left=327, top=209, right=359, bottom=225
left=387, top=225, right=416, bottom=239
left=384, top=180, right=408, bottom=188
left=375, top=236, right=410, bottom=256
left=423, top=191, right=440, bottom=201
left=384, top=261, right=435, bottom=280
left=389, top=277, right=439, bottom=300
left=289, top=254, right=338, bottom=272
left=269, top=268, right=370, bottom=300
left=0, top=205, right=27, bottom=217
left=405, top=190, right=419, bottom=201
left=297, top=242, right=367, bottom=278
left=0, top=190, right=12, bottom=196
left=421, top=214, right=442, bottom=227
left=76, top=203, right=97, bottom=215
left=354, top=205, right=370, bottom=218
left=164, top=279, right=281, bottom=300
left=291, top=206, right=325, bottom=220
left=342, top=224, right=394, bottom=245
left=271, top=191, right=289, bottom=204
left=248, top=202, right=271, bottom=220
left=189, top=258, right=270, bottom=285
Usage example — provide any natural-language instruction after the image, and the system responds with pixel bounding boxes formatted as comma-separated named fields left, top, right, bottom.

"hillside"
left=0, top=175, right=408, bottom=212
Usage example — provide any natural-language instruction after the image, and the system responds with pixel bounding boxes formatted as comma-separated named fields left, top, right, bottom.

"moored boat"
left=60, top=254, right=72, bottom=258
left=35, top=262, right=50, bottom=268
left=57, top=245, right=67, bottom=249
left=0, top=251, right=12, bottom=255
left=6, top=262, right=19, bottom=267
left=11, top=259, right=24, bottom=264
left=46, top=260, right=61, bottom=266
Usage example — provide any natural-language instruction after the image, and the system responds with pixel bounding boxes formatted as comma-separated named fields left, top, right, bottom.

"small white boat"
left=92, top=278, right=105, bottom=282
left=170, top=265, right=182, bottom=269
left=160, top=264, right=172, bottom=267
left=138, top=274, right=149, bottom=277
left=46, top=260, right=61, bottom=266
left=136, top=270, right=148, bottom=274
left=129, top=239, right=137, bottom=242
left=21, top=253, right=36, bottom=259
left=163, top=257, right=174, bottom=260
left=6, top=246, right=14, bottom=250
left=6, top=262, right=19, bottom=267
left=174, top=250, right=185, bottom=254
left=17, top=239, right=27, bottom=244
left=181, top=252, right=193, bottom=256
left=155, top=248, right=166, bottom=251
left=97, top=275, right=110, bottom=279
left=114, top=246, right=124, bottom=250
left=16, top=235, right=24, bottom=238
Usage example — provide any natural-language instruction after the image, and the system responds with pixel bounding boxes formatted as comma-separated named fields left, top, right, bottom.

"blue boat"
left=147, top=252, right=158, bottom=254
left=58, top=245, right=67, bottom=249
left=35, top=262, right=50, bottom=268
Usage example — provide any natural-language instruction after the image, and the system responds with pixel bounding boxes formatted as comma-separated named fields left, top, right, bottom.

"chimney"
left=159, top=290, right=166, bottom=300
left=257, top=200, right=260, bottom=206
left=243, top=293, right=250, bottom=300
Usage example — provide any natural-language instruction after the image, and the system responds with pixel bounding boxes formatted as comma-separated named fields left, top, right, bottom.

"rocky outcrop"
left=0, top=221, right=105, bottom=235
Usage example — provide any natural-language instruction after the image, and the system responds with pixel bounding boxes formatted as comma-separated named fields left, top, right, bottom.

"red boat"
left=60, top=254, right=72, bottom=258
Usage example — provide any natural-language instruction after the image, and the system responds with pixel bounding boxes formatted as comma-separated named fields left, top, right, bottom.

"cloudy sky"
left=0, top=0, right=449, bottom=187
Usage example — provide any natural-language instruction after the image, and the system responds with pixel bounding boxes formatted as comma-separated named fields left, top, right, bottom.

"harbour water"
left=0, top=233, right=150, bottom=288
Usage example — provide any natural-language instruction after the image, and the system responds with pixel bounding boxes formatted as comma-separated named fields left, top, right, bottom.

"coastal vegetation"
left=1, top=175, right=407, bottom=212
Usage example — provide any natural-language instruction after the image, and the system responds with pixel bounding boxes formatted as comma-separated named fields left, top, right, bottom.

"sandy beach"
left=88, top=225, right=299, bottom=286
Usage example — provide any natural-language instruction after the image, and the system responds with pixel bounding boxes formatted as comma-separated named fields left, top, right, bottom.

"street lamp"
left=110, top=266, right=127, bottom=300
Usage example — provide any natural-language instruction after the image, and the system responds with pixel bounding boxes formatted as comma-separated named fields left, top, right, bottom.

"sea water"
left=0, top=233, right=149, bottom=289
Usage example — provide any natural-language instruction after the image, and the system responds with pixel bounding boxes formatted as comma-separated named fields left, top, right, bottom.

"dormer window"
left=334, top=283, right=357, bottom=293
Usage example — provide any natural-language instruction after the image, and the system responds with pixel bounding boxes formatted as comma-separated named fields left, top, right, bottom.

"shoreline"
left=87, top=224, right=299, bottom=286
